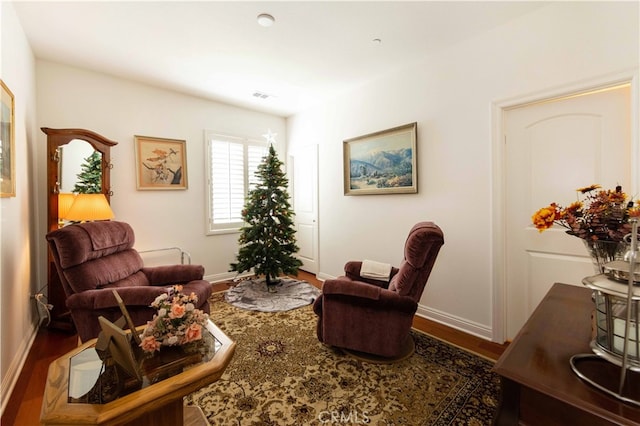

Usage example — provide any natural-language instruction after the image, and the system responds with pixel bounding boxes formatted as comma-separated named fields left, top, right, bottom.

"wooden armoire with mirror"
left=43, top=127, right=117, bottom=331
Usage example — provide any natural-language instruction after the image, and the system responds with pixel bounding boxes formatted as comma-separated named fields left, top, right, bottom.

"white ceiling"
left=13, top=1, right=546, bottom=117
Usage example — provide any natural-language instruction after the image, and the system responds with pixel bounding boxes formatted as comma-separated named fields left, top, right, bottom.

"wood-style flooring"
left=1, top=271, right=507, bottom=425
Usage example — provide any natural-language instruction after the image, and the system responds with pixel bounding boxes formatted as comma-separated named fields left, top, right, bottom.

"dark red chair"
left=313, top=222, right=444, bottom=358
left=46, top=221, right=212, bottom=342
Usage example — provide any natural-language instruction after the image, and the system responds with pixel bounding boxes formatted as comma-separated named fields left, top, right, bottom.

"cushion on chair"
left=81, top=220, right=134, bottom=250
left=404, top=222, right=441, bottom=268
left=48, top=221, right=135, bottom=269
left=62, top=249, right=146, bottom=293
left=388, top=261, right=414, bottom=296
left=388, top=222, right=444, bottom=297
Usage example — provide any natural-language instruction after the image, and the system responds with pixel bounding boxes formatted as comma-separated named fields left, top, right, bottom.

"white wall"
left=35, top=61, right=286, bottom=287
left=2, top=2, right=638, bottom=410
left=0, top=1, right=39, bottom=414
left=287, top=2, right=639, bottom=340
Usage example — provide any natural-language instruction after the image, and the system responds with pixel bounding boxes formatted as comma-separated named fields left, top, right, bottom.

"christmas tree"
left=72, top=151, right=102, bottom=193
left=230, top=144, right=302, bottom=286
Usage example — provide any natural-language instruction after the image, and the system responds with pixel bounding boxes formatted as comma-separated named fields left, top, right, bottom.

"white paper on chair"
left=361, top=259, right=392, bottom=281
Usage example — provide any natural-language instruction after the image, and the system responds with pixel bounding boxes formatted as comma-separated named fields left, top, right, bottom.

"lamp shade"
left=58, top=193, right=77, bottom=219
left=65, top=193, right=115, bottom=221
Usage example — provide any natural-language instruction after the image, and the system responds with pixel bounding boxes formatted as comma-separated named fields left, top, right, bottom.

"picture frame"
left=97, top=316, right=141, bottom=381
left=135, top=135, right=188, bottom=190
left=343, top=122, right=417, bottom=195
left=1, top=80, right=16, bottom=197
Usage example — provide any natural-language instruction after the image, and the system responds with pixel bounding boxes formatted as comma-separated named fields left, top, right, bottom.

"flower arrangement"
left=138, top=285, right=209, bottom=353
left=532, top=184, right=640, bottom=242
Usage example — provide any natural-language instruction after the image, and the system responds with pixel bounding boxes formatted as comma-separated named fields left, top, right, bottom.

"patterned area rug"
left=225, top=278, right=321, bottom=312
left=185, top=292, right=501, bottom=425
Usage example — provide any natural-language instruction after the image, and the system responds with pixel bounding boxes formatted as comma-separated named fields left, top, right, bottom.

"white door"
left=504, top=84, right=632, bottom=339
left=291, top=145, right=319, bottom=274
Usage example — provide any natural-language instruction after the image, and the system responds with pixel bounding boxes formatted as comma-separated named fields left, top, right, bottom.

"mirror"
left=59, top=139, right=102, bottom=193
left=44, top=127, right=118, bottom=331
left=44, top=128, right=117, bottom=233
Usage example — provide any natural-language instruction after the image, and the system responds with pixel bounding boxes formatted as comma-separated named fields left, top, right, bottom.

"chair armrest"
left=321, top=278, right=416, bottom=313
left=66, top=286, right=170, bottom=310
left=142, top=264, right=205, bottom=286
left=322, top=277, right=382, bottom=300
left=343, top=261, right=399, bottom=287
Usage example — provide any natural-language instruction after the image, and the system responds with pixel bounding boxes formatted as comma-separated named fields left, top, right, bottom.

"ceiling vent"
left=252, top=91, right=270, bottom=99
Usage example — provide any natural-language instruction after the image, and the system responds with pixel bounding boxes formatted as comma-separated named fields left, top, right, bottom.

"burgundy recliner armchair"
left=46, top=221, right=212, bottom=342
left=313, top=222, right=444, bottom=358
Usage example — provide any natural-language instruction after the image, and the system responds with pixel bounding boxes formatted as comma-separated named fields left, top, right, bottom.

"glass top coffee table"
left=40, top=320, right=235, bottom=426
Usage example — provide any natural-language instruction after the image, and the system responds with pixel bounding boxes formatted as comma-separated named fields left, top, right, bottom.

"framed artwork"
left=135, top=135, right=188, bottom=190
left=1, top=80, right=15, bottom=197
left=343, top=122, right=417, bottom=195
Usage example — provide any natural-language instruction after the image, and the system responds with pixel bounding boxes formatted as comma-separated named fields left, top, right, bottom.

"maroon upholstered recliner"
left=46, top=221, right=212, bottom=342
left=313, top=222, right=444, bottom=358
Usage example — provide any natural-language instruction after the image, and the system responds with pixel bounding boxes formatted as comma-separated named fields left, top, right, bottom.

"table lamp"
left=64, top=193, right=115, bottom=222
left=57, top=193, right=77, bottom=227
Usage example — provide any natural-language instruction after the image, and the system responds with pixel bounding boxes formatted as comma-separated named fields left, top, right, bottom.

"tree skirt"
left=225, top=278, right=321, bottom=312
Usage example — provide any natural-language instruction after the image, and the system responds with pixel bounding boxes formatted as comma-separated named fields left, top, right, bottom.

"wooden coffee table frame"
left=40, top=321, right=235, bottom=426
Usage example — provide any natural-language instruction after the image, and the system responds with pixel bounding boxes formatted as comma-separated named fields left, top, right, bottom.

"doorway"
left=290, top=144, right=319, bottom=274
left=493, top=75, right=638, bottom=342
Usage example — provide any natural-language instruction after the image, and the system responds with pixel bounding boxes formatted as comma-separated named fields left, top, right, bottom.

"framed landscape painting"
left=1, top=80, right=15, bottom=197
left=343, top=122, right=417, bottom=195
left=135, top=136, right=188, bottom=190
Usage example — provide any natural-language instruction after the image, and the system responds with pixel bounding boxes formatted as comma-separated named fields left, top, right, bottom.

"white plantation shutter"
left=206, top=133, right=268, bottom=233
left=248, top=144, right=268, bottom=190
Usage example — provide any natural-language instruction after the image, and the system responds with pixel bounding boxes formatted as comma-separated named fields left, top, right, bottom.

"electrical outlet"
left=33, top=293, right=53, bottom=326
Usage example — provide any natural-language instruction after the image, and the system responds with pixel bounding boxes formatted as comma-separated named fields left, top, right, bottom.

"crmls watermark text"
left=318, top=410, right=370, bottom=424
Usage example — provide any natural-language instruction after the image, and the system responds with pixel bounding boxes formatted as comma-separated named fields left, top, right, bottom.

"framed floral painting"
left=343, top=122, right=417, bottom=195
left=1, top=80, right=15, bottom=197
left=135, top=135, right=188, bottom=190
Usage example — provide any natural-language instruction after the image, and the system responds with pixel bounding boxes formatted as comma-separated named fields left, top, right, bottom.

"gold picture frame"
left=343, top=122, right=417, bottom=195
left=1, top=80, right=16, bottom=197
left=135, top=135, right=188, bottom=190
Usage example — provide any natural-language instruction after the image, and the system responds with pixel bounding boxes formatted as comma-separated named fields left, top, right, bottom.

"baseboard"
left=0, top=321, right=39, bottom=417
left=416, top=304, right=493, bottom=341
left=316, top=272, right=334, bottom=282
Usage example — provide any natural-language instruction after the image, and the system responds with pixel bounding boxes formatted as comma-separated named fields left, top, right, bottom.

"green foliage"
left=72, top=151, right=102, bottom=194
left=230, top=145, right=302, bottom=285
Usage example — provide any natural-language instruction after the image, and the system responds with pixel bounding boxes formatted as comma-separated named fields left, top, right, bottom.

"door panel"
left=505, top=85, right=631, bottom=339
left=291, top=145, right=319, bottom=274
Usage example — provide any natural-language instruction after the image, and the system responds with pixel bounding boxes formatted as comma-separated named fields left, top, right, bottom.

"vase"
left=582, top=239, right=628, bottom=275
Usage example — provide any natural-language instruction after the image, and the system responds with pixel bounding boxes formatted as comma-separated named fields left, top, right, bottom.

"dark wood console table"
left=493, top=283, right=640, bottom=425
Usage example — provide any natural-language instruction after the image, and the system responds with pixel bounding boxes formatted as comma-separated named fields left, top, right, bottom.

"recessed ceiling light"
left=257, top=13, right=275, bottom=27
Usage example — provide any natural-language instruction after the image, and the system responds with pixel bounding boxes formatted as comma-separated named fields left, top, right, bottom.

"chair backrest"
left=46, top=221, right=147, bottom=296
left=388, top=222, right=444, bottom=301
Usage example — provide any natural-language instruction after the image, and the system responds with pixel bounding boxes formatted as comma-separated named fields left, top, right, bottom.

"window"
left=206, top=132, right=268, bottom=233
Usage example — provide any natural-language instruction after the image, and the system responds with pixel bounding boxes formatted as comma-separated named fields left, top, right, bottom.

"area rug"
left=185, top=292, right=501, bottom=425
left=225, top=278, right=321, bottom=312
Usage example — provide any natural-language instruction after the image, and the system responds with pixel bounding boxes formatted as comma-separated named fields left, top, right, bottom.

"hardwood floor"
left=2, top=272, right=507, bottom=425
